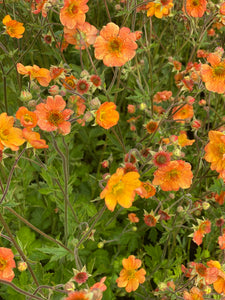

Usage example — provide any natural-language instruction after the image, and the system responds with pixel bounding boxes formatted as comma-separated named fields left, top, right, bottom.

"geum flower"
left=60, top=0, right=89, bottom=29
left=146, top=0, right=173, bottom=19
left=17, top=63, right=51, bottom=87
left=204, top=130, right=225, bottom=173
left=94, top=22, right=139, bottom=67
left=35, top=95, right=73, bottom=135
left=22, top=128, right=48, bottom=149
left=2, top=15, right=25, bottom=39
left=201, top=52, right=225, bottom=94
left=64, top=22, right=98, bottom=50
left=0, top=247, right=16, bottom=282
left=192, top=219, right=211, bottom=246
left=172, top=104, right=194, bottom=122
left=116, top=255, right=146, bottom=293
left=95, top=102, right=119, bottom=130
left=153, top=160, right=193, bottom=191
left=0, top=113, right=25, bottom=151
left=184, top=0, right=207, bottom=18
left=100, top=167, right=141, bottom=211
left=207, top=260, right=225, bottom=294
left=183, top=287, right=203, bottom=300
left=16, top=107, right=38, bottom=128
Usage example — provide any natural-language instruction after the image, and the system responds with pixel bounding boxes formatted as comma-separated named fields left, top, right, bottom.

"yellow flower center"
left=218, top=143, right=225, bottom=159
left=167, top=169, right=179, bottom=179
left=23, top=114, right=33, bottom=123
left=68, top=4, right=79, bottom=15
left=0, top=129, right=9, bottom=141
left=108, top=38, right=122, bottom=54
left=126, top=269, right=136, bottom=279
left=213, top=64, right=225, bottom=77
left=0, top=258, right=7, bottom=271
left=192, top=0, right=199, bottom=6
left=112, top=180, right=124, bottom=196
left=48, top=111, right=63, bottom=126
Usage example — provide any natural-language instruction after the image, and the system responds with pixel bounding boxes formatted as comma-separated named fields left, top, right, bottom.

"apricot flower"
left=17, top=63, right=51, bottom=87
left=100, top=168, right=141, bottom=211
left=94, top=22, right=138, bottom=67
left=153, top=160, right=193, bottom=191
left=116, top=255, right=146, bottom=293
left=201, top=52, right=225, bottom=94
left=0, top=247, right=16, bottom=282
left=96, top=102, right=119, bottom=129
left=207, top=260, right=225, bottom=294
left=35, top=95, right=73, bottom=135
left=0, top=113, right=25, bottom=151
left=60, top=0, right=89, bottom=29
left=22, top=128, right=48, bottom=149
left=192, top=219, right=211, bottom=246
left=184, top=0, right=207, bottom=18
left=64, top=22, right=98, bottom=50
left=146, top=0, right=173, bottom=19
left=172, top=104, right=194, bottom=122
left=16, top=107, right=38, bottom=128
left=183, top=287, right=203, bottom=300
left=2, top=15, right=25, bottom=39
left=204, top=130, right=225, bottom=173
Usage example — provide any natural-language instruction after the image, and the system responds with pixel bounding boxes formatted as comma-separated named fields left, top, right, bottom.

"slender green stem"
left=0, top=280, right=43, bottom=300
left=6, top=207, right=73, bottom=254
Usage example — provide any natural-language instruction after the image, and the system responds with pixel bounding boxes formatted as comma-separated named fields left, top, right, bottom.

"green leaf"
left=37, top=247, right=69, bottom=262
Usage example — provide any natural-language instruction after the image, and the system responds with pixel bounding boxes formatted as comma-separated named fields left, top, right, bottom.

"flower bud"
left=90, top=97, right=101, bottom=109
left=64, top=281, right=75, bottom=292
left=202, top=202, right=210, bottom=210
left=48, top=85, right=59, bottom=95
left=139, top=103, right=147, bottom=110
left=97, top=242, right=104, bottom=248
left=18, top=261, right=27, bottom=272
left=177, top=206, right=184, bottom=213
left=20, top=90, right=32, bottom=102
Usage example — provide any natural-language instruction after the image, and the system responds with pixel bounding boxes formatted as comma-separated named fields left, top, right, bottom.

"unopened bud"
left=20, top=90, right=32, bottom=102
left=97, top=242, right=104, bottom=248
left=64, top=281, right=75, bottom=292
left=28, top=100, right=37, bottom=108
left=177, top=206, right=184, bottom=213
left=139, top=103, right=147, bottom=110
left=48, top=85, right=59, bottom=95
left=18, top=261, right=27, bottom=272
left=202, top=202, right=210, bottom=210
left=90, top=97, right=101, bottom=109
left=132, top=226, right=137, bottom=231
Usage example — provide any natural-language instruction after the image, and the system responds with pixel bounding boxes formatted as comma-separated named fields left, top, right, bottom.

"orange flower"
left=153, top=90, right=172, bottom=103
left=35, top=95, right=73, bottom=135
left=215, top=191, right=225, bottom=205
left=94, top=22, right=138, bottom=67
left=145, top=120, right=158, bottom=134
left=63, top=75, right=77, bottom=90
left=207, top=260, right=225, bottom=294
left=50, top=66, right=66, bottom=81
left=193, top=219, right=211, bottom=246
left=184, top=0, right=207, bottom=18
left=0, top=113, right=25, bottom=151
left=100, top=168, right=141, bottom=211
left=183, top=287, right=203, bottom=300
left=204, top=130, right=225, bottom=173
left=128, top=213, right=139, bottom=223
left=136, top=181, right=156, bottom=198
left=201, top=52, right=225, bottom=94
left=96, top=102, right=119, bottom=130
left=17, top=63, right=51, bottom=87
left=65, top=291, right=89, bottom=300
left=146, top=0, right=173, bottom=19
left=90, top=276, right=107, bottom=292
left=60, top=0, right=89, bottom=29
left=218, top=233, right=225, bottom=250
left=64, top=22, right=98, bottom=50
left=116, top=255, right=146, bottom=293
left=16, top=107, right=38, bottom=128
left=2, top=15, right=25, bottom=39
left=172, top=104, right=194, bottom=122
left=32, top=0, right=48, bottom=17
left=177, top=131, right=195, bottom=147
left=22, top=128, right=48, bottom=149
left=153, top=160, right=193, bottom=191
left=0, top=247, right=16, bottom=282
